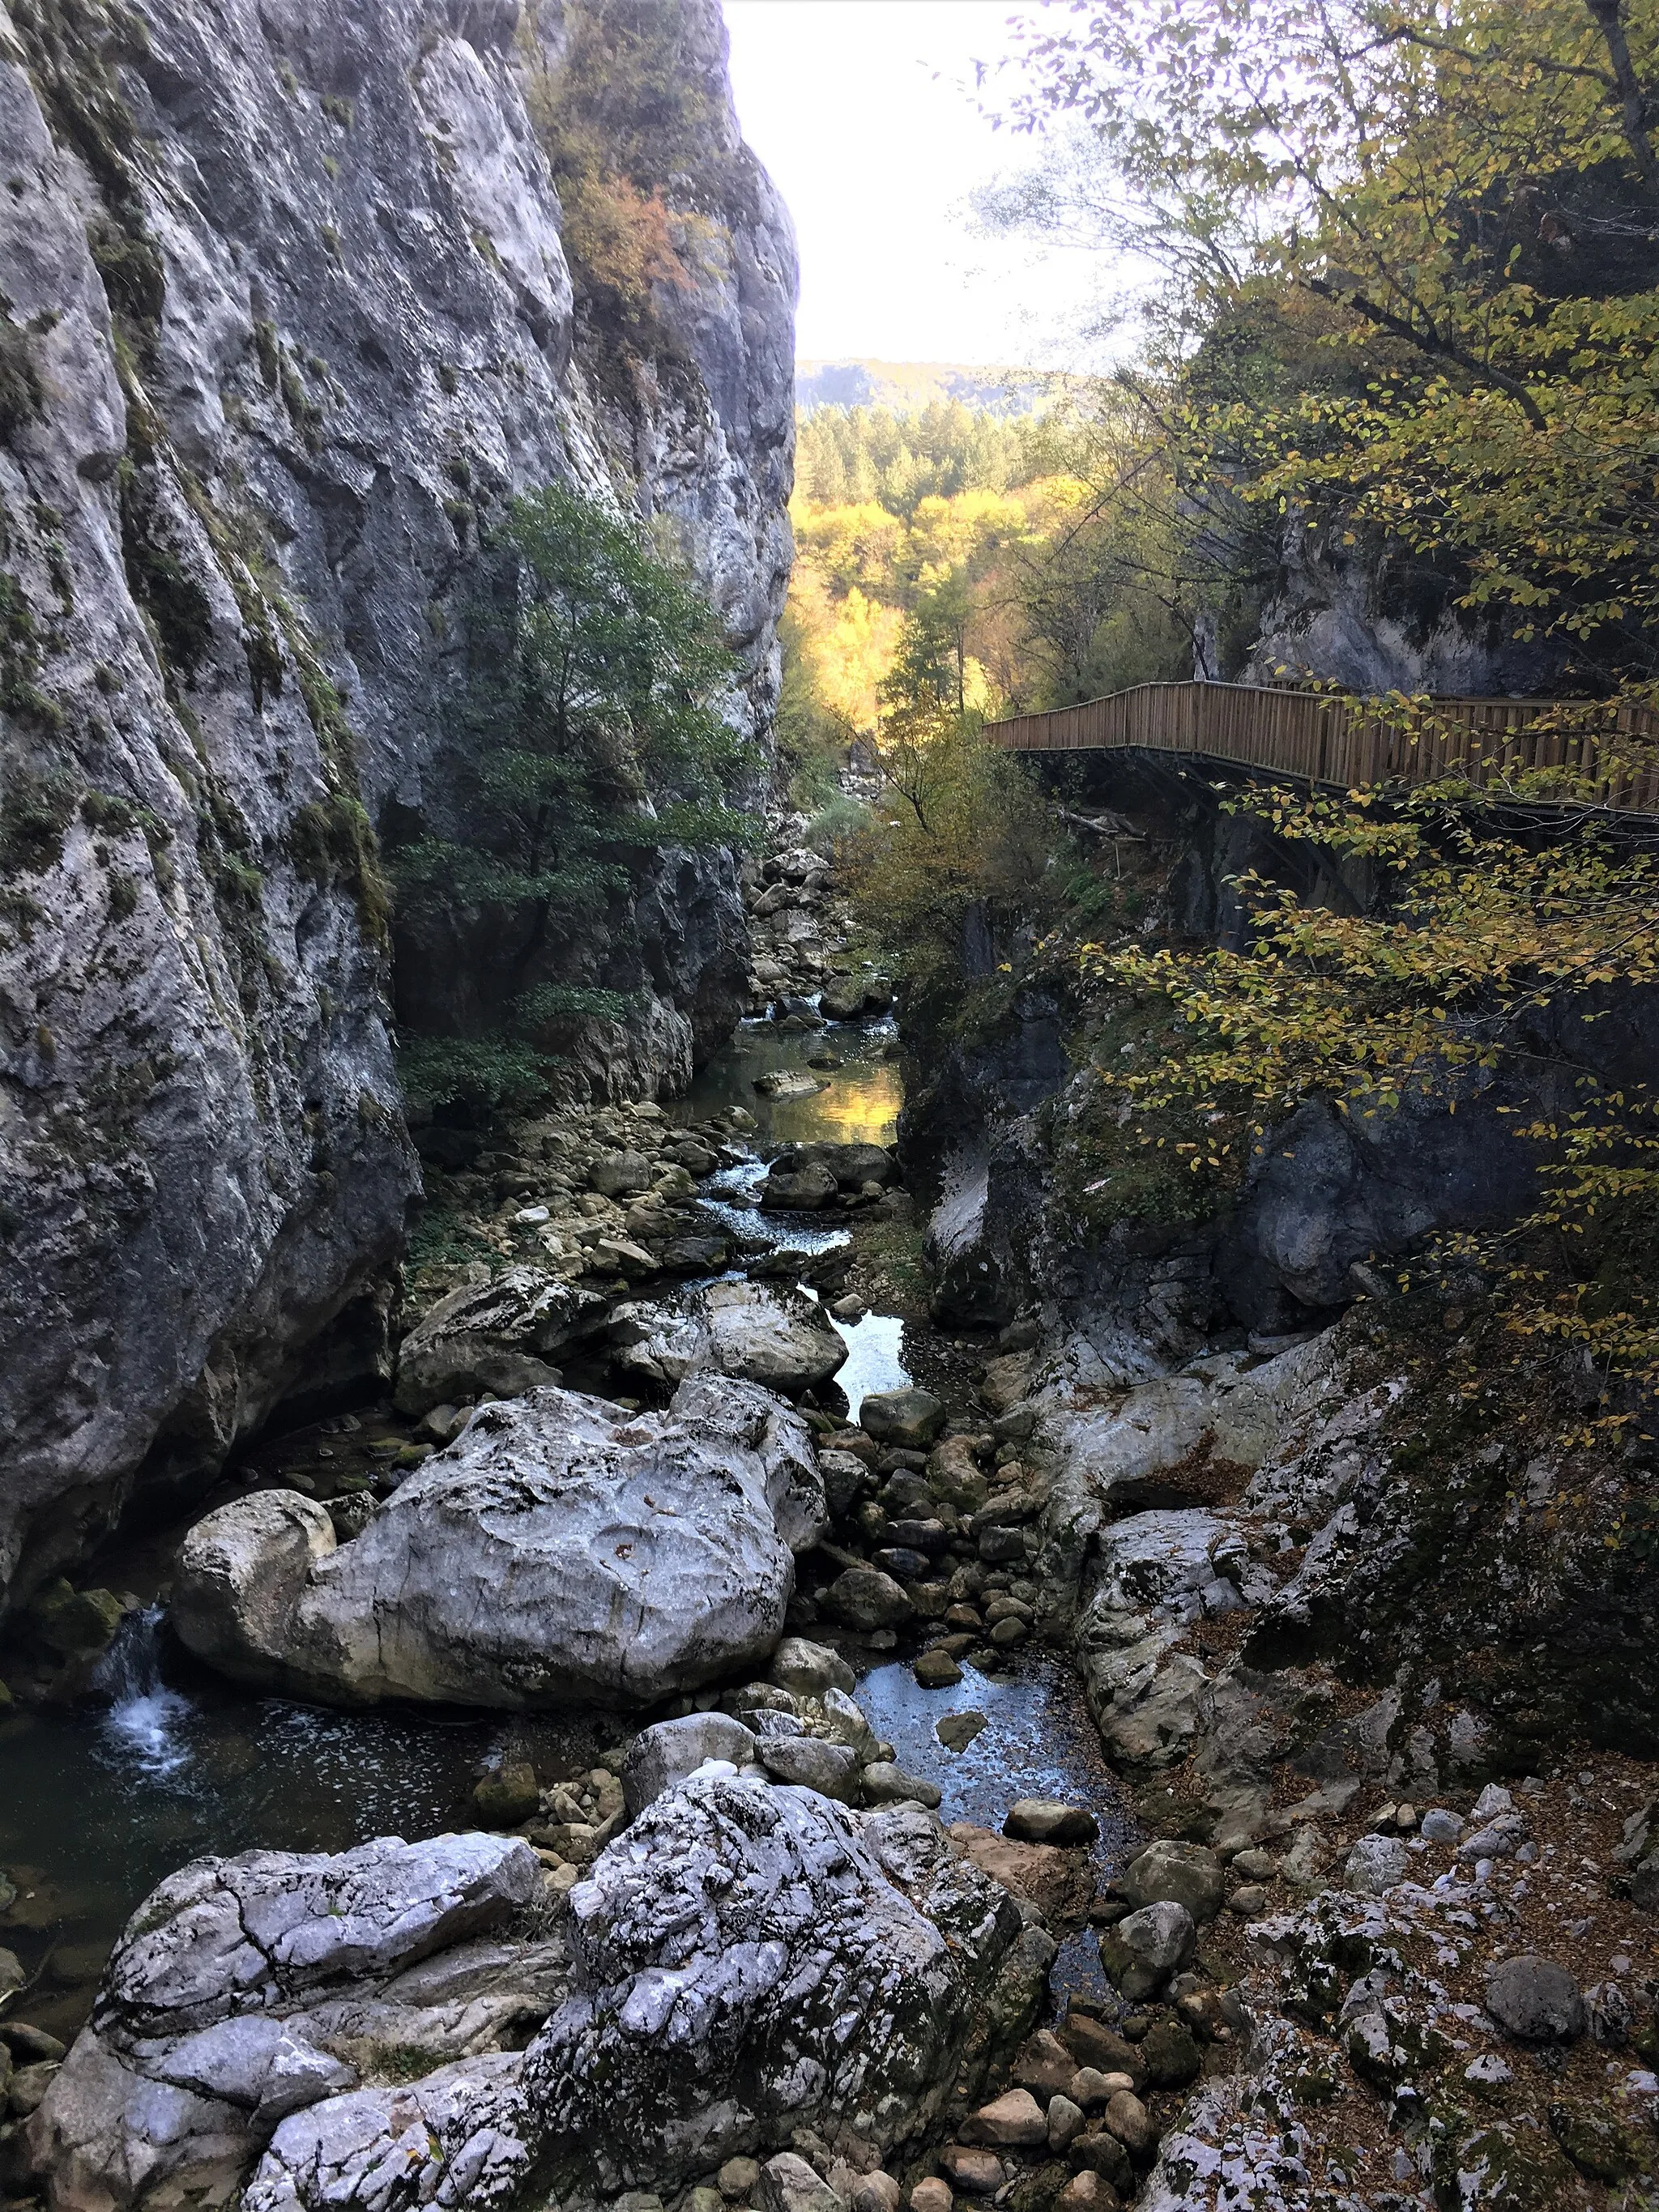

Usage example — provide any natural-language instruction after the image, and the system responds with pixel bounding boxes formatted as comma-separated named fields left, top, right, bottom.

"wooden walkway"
left=986, top=681, right=1659, bottom=812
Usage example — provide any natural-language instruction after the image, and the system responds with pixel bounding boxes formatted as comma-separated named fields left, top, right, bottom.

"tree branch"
left=1300, top=275, right=1546, bottom=428
left=1584, top=0, right=1657, bottom=181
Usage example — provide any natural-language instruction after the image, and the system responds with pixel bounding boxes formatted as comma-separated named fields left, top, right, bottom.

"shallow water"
left=857, top=1652, right=1139, bottom=2005
left=671, top=1012, right=902, bottom=1147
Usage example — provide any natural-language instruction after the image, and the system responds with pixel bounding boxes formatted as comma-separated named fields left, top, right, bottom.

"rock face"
left=173, top=1377, right=824, bottom=1707
left=522, top=1775, right=1043, bottom=2190
left=26, top=1834, right=550, bottom=2212
left=0, top=0, right=795, bottom=1611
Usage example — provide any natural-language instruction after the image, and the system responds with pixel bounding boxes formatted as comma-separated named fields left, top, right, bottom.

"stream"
left=0, top=1005, right=1130, bottom=2044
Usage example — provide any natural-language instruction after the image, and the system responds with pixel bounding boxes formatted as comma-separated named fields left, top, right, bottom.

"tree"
left=990, top=0, right=1659, bottom=689
left=394, top=483, right=753, bottom=1110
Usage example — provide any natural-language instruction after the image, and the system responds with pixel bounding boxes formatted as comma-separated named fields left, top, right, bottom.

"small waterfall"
left=95, top=1604, right=194, bottom=1778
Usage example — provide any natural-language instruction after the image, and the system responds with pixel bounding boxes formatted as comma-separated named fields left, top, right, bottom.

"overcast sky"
left=721, top=0, right=1099, bottom=369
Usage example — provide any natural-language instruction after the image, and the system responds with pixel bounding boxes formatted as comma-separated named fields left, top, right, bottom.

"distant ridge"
left=795, top=358, right=1052, bottom=416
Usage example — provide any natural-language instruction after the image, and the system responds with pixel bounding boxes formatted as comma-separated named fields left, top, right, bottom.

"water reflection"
left=672, top=1017, right=902, bottom=1148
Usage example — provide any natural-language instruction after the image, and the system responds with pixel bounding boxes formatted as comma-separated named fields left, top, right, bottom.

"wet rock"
left=1119, top=1841, right=1223, bottom=1923
left=520, top=1775, right=1033, bottom=2188
left=473, top=1764, right=540, bottom=1827
left=1004, top=1802, right=1098, bottom=1848
left=174, top=1379, right=821, bottom=1709
left=28, top=1834, right=548, bottom=2212
left=820, top=1450, right=873, bottom=1518
left=1342, top=1834, right=1410, bottom=1897
left=965, top=2090, right=1047, bottom=2147
left=937, top=1711, right=987, bottom=1753
left=754, top=1071, right=825, bottom=1099
left=1485, top=1954, right=1586, bottom=2042
left=823, top=1568, right=913, bottom=1631
left=915, top=1650, right=963, bottom=1689
left=24, top=1582, right=126, bottom=1659
left=860, top=1391, right=948, bottom=1450
left=757, top=1737, right=862, bottom=1803
left=393, top=1269, right=607, bottom=1417
left=1098, top=1903, right=1195, bottom=2003
left=761, top=1163, right=840, bottom=1211
left=621, top=1715, right=760, bottom=1818
left=860, top=1763, right=944, bottom=1811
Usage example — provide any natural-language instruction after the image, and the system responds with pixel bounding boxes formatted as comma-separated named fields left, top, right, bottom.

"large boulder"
left=859, top=1390, right=946, bottom=1449
left=394, top=1269, right=608, bottom=1417
left=173, top=1379, right=824, bottom=1709
left=26, top=1835, right=551, bottom=2212
left=610, top=1284, right=848, bottom=1398
left=520, top=1775, right=1047, bottom=2191
left=769, top=1143, right=894, bottom=1191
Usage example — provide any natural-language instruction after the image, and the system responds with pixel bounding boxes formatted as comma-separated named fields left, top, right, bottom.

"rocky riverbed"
left=3, top=830, right=1657, bottom=2212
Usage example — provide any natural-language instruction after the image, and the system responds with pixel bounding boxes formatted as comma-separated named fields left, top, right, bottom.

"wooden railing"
left=986, top=681, right=1659, bottom=812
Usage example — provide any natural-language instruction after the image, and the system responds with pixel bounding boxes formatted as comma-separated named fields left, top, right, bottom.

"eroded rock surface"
left=173, top=1378, right=822, bottom=1707
left=26, top=1835, right=548, bottom=2212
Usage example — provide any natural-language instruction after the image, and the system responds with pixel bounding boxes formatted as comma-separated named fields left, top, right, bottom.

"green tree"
left=395, top=483, right=754, bottom=1110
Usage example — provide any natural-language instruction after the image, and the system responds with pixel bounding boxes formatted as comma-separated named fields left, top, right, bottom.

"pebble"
left=1226, top=1883, right=1267, bottom=1916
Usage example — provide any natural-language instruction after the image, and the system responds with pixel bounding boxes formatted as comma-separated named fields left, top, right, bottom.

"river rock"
left=964, top=2090, right=1047, bottom=2147
left=622, top=1715, right=761, bottom=1818
left=173, top=1379, right=823, bottom=1708
left=590, top=1151, right=655, bottom=1199
left=757, top=2152, right=842, bottom=2212
left=702, top=1282, right=849, bottom=1393
left=754, top=1071, right=825, bottom=1099
left=1119, top=1840, right=1225, bottom=1923
left=859, top=1391, right=947, bottom=1449
left=772, top=1142, right=894, bottom=1191
left=769, top=1636, right=857, bottom=1698
left=393, top=1270, right=609, bottom=1418
left=518, top=1776, right=1038, bottom=2189
left=757, top=1737, right=862, bottom=1802
left=1004, top=1802, right=1098, bottom=1848
left=946, top=1830, right=1097, bottom=1925
left=612, top=1285, right=848, bottom=1396
left=760, top=1162, right=840, bottom=1210
left=27, top=1835, right=552, bottom=2212
left=822, top=1567, right=914, bottom=1631
left=859, top=1763, right=944, bottom=1811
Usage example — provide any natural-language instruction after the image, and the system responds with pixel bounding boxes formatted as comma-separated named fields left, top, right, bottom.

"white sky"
left=721, top=0, right=1101, bottom=369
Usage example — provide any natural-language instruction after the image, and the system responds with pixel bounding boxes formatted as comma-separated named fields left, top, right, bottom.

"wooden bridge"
left=985, top=680, right=1659, bottom=812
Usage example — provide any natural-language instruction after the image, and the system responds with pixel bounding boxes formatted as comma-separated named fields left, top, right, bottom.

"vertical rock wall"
left=0, top=0, right=795, bottom=1600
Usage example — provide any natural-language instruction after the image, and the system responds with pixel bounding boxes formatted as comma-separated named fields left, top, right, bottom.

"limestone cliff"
left=0, top=0, right=795, bottom=1601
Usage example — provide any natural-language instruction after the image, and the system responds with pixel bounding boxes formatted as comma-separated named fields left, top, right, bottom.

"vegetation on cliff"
left=394, top=484, right=754, bottom=1111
